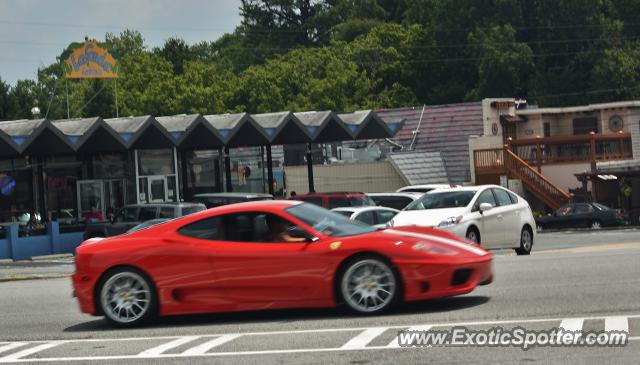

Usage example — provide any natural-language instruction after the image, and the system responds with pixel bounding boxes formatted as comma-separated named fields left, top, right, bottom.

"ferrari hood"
left=381, top=228, right=489, bottom=257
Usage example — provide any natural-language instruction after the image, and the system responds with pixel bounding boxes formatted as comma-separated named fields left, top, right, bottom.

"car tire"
left=590, top=220, right=602, bottom=230
left=97, top=267, right=157, bottom=327
left=465, top=227, right=480, bottom=244
left=339, top=256, right=400, bottom=314
left=515, top=226, right=533, bottom=255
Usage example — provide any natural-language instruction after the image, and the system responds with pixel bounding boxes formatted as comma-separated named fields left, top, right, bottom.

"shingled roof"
left=388, top=151, right=449, bottom=185
left=377, top=102, right=483, bottom=184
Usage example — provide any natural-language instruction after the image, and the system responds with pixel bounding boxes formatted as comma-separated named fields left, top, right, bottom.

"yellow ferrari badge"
left=330, top=241, right=342, bottom=250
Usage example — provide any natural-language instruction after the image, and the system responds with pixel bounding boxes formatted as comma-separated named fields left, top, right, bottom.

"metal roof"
left=387, top=151, right=450, bottom=185
left=377, top=102, right=483, bottom=184
left=0, top=110, right=403, bottom=156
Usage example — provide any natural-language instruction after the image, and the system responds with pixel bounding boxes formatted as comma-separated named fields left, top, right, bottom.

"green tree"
left=105, top=29, right=146, bottom=58
left=0, top=77, right=12, bottom=120
left=466, top=25, right=534, bottom=100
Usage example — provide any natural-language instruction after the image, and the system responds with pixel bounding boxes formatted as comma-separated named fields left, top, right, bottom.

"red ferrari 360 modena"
left=72, top=200, right=493, bottom=327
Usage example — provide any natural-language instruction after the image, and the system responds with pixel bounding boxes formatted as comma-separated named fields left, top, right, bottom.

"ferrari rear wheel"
left=340, top=257, right=398, bottom=314
left=98, top=268, right=156, bottom=327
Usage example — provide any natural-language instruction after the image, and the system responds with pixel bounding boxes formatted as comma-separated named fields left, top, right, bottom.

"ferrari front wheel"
left=339, top=256, right=399, bottom=314
left=98, top=267, right=157, bottom=327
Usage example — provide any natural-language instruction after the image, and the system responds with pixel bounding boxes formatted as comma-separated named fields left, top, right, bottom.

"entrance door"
left=104, top=180, right=125, bottom=220
left=148, top=176, right=167, bottom=202
left=77, top=180, right=104, bottom=221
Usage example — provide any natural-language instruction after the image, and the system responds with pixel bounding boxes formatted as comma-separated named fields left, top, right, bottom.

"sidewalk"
left=0, top=254, right=74, bottom=282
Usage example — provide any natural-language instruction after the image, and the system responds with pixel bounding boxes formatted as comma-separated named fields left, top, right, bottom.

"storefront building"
left=0, top=111, right=402, bottom=225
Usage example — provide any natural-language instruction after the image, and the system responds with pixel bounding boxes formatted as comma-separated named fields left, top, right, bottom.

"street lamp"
left=31, top=106, right=41, bottom=119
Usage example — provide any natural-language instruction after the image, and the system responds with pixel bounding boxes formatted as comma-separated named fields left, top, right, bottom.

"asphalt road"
left=0, top=229, right=639, bottom=364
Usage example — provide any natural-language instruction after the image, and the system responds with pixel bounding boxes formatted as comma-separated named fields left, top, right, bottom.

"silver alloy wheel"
left=466, top=230, right=479, bottom=243
left=100, top=271, right=151, bottom=324
left=591, top=221, right=602, bottom=230
left=341, top=259, right=396, bottom=313
left=521, top=229, right=532, bottom=252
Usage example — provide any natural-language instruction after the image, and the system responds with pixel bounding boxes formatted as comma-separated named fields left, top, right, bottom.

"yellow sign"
left=64, top=40, right=118, bottom=78
left=330, top=241, right=342, bottom=250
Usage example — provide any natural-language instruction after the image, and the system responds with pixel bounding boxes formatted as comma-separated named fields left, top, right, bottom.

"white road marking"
left=6, top=313, right=640, bottom=345
left=0, top=314, right=636, bottom=363
left=341, top=328, right=387, bottom=349
left=558, top=318, right=584, bottom=341
left=137, top=336, right=200, bottom=357
left=0, top=343, right=60, bottom=361
left=605, top=316, right=629, bottom=333
left=0, top=343, right=27, bottom=355
left=182, top=335, right=242, bottom=355
left=387, top=325, right=432, bottom=348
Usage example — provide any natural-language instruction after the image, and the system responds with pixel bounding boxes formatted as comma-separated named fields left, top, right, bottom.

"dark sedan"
left=536, top=203, right=626, bottom=230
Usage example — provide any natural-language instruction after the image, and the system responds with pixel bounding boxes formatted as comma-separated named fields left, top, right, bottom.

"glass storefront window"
left=45, top=166, right=81, bottom=223
left=185, top=150, right=221, bottom=197
left=137, top=149, right=175, bottom=176
left=92, top=153, right=128, bottom=179
left=0, top=159, right=34, bottom=224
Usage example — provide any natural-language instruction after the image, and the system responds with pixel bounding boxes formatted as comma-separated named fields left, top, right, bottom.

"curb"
left=0, top=273, right=70, bottom=283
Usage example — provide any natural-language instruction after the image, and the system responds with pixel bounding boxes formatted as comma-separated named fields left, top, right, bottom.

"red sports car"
left=72, top=201, right=493, bottom=327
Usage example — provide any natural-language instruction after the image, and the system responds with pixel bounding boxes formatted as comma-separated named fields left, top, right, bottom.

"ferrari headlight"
left=437, top=216, right=462, bottom=228
left=412, top=242, right=458, bottom=256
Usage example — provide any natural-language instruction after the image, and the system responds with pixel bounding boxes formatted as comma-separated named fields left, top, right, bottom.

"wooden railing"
left=503, top=147, right=572, bottom=210
left=474, top=148, right=506, bottom=175
left=510, top=132, right=632, bottom=170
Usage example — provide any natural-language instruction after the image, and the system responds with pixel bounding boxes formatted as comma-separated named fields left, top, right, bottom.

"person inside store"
left=84, top=204, right=104, bottom=223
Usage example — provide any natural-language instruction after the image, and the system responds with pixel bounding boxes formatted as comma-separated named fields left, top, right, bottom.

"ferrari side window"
left=178, top=217, right=222, bottom=240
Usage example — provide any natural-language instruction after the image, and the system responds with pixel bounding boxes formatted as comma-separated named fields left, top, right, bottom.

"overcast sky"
left=0, top=0, right=242, bottom=85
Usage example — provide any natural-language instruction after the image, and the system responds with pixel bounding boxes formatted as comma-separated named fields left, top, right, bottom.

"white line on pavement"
left=2, top=313, right=639, bottom=347
left=341, top=328, right=387, bottom=349
left=0, top=343, right=61, bottom=361
left=0, top=343, right=27, bottom=355
left=387, top=325, right=433, bottom=348
left=137, top=336, right=200, bottom=357
left=605, top=316, right=629, bottom=333
left=0, top=333, right=639, bottom=363
left=559, top=318, right=584, bottom=336
left=182, top=335, right=242, bottom=355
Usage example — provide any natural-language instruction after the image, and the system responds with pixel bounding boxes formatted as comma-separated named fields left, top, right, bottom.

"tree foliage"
left=1, top=0, right=640, bottom=121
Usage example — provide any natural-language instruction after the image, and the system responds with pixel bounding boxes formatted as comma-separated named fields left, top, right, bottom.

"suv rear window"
left=328, top=197, right=350, bottom=209
left=296, top=196, right=323, bottom=206
left=349, top=196, right=374, bottom=207
left=181, top=205, right=206, bottom=216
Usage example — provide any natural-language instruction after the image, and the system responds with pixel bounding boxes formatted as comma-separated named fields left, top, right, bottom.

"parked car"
left=126, top=218, right=171, bottom=233
left=73, top=200, right=492, bottom=327
left=396, top=184, right=456, bottom=194
left=332, top=206, right=400, bottom=228
left=291, top=192, right=375, bottom=209
left=84, top=202, right=206, bottom=239
left=192, top=193, right=273, bottom=208
left=367, top=192, right=422, bottom=210
left=388, top=185, right=536, bottom=255
left=535, top=202, right=626, bottom=231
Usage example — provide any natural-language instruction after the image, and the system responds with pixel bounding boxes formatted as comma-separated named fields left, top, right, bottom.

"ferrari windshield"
left=286, top=203, right=376, bottom=237
left=405, top=191, right=476, bottom=210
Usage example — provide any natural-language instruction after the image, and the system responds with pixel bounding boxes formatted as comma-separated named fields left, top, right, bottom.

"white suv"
left=388, top=185, right=536, bottom=255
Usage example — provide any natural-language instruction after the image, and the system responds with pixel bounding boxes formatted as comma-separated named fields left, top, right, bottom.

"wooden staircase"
left=503, top=146, right=572, bottom=211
